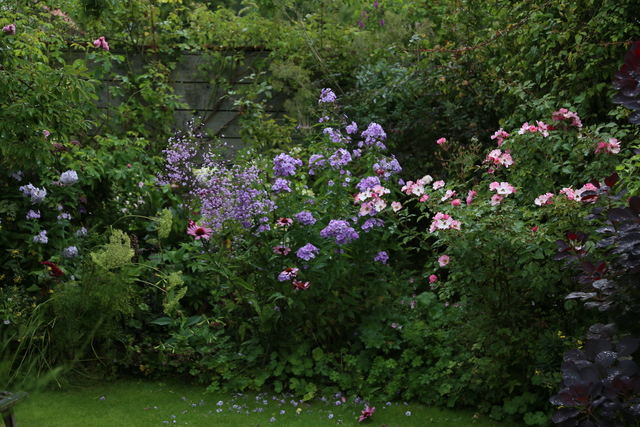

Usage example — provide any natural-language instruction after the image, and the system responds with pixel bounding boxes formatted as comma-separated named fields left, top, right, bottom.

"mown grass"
left=16, top=379, right=527, bottom=426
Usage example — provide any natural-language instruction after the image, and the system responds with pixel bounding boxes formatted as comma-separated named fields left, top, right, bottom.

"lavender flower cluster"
left=320, top=220, right=359, bottom=245
left=273, top=153, right=302, bottom=177
left=19, top=183, right=47, bottom=204
left=158, top=126, right=276, bottom=234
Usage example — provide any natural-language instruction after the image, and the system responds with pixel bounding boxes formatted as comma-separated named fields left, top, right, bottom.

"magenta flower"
left=436, top=137, right=446, bottom=145
left=292, top=279, right=310, bottom=290
left=276, top=217, right=293, bottom=227
left=429, top=274, right=438, bottom=284
left=466, top=190, right=477, bottom=205
left=438, top=255, right=450, bottom=267
left=358, top=406, right=375, bottom=422
left=3, top=24, right=16, bottom=35
left=93, top=36, right=109, bottom=51
left=187, top=221, right=212, bottom=240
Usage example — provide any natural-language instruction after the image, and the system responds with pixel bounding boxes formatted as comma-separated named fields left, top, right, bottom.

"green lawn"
left=15, top=379, right=526, bottom=426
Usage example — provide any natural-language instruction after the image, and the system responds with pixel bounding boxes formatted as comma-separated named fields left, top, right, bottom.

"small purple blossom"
left=296, top=243, right=319, bottom=261
left=373, top=156, right=402, bottom=180
left=271, top=178, right=292, bottom=193
left=361, top=218, right=384, bottom=232
left=76, top=227, right=88, bottom=237
left=345, top=121, right=358, bottom=134
left=26, top=210, right=41, bottom=220
left=63, top=246, right=79, bottom=258
left=328, top=148, right=352, bottom=169
left=295, top=211, right=316, bottom=225
left=59, top=170, right=79, bottom=185
left=319, top=88, right=337, bottom=103
left=19, top=183, right=47, bottom=204
left=34, top=230, right=48, bottom=244
left=273, top=153, right=303, bottom=177
left=360, top=122, right=387, bottom=149
left=308, top=154, right=326, bottom=175
left=323, top=127, right=344, bottom=143
left=374, top=251, right=389, bottom=264
left=356, top=176, right=381, bottom=192
left=320, top=220, right=359, bottom=245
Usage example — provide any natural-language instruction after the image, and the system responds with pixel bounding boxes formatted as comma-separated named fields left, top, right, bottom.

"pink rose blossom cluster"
left=595, top=138, right=621, bottom=155
left=489, top=181, right=515, bottom=206
left=484, top=149, right=513, bottom=169
left=517, top=121, right=550, bottom=137
left=355, top=185, right=391, bottom=216
left=93, top=36, right=109, bottom=51
left=490, top=128, right=510, bottom=145
left=552, top=108, right=583, bottom=129
left=534, top=192, right=554, bottom=206
left=400, top=175, right=432, bottom=196
left=429, top=212, right=461, bottom=233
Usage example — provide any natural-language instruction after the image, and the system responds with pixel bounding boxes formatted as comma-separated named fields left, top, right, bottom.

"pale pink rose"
left=436, top=138, right=446, bottom=145
left=432, top=180, right=445, bottom=190
left=466, top=190, right=477, bottom=205
left=391, top=201, right=402, bottom=212
left=419, top=194, right=429, bottom=202
left=490, top=194, right=503, bottom=206
left=438, top=255, right=450, bottom=267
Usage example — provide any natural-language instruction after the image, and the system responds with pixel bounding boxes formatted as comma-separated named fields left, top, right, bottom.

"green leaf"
left=151, top=317, right=173, bottom=325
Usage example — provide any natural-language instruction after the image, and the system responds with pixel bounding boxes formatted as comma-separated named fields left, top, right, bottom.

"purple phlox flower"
left=356, top=176, right=381, bottom=192
left=34, top=230, right=48, bottom=244
left=57, top=212, right=71, bottom=222
left=273, top=153, right=303, bottom=177
left=373, top=156, right=402, bottom=180
left=19, top=183, right=47, bottom=204
left=26, top=210, right=41, bottom=220
left=361, top=218, right=384, bottom=232
left=345, top=121, right=358, bottom=134
left=320, top=220, right=359, bottom=245
left=379, top=19, right=385, bottom=26
left=278, top=267, right=299, bottom=281
left=374, top=251, right=389, bottom=264
left=328, top=148, right=352, bottom=169
left=323, top=127, right=345, bottom=143
left=11, top=171, right=23, bottom=181
left=295, top=211, right=316, bottom=225
left=308, top=154, right=326, bottom=175
left=271, top=178, right=292, bottom=193
left=296, top=243, right=319, bottom=261
left=76, top=227, right=88, bottom=237
left=63, top=246, right=79, bottom=259
left=319, top=88, right=337, bottom=103
left=59, top=170, right=79, bottom=185
left=360, top=122, right=387, bottom=149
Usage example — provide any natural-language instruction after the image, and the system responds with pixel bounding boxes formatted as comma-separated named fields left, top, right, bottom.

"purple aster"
left=295, top=211, right=316, bottom=225
left=296, top=243, right=319, bottom=261
left=273, top=153, right=303, bottom=177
